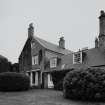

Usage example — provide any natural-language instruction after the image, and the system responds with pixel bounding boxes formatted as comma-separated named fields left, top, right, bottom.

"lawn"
left=0, top=89, right=104, bottom=105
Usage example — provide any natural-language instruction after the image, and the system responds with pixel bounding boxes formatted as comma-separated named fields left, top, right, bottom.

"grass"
left=0, top=89, right=104, bottom=105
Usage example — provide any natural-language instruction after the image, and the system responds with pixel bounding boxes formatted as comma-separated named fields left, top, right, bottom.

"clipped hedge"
left=51, top=69, right=73, bottom=90
left=63, top=68, right=105, bottom=101
left=0, top=72, right=30, bottom=91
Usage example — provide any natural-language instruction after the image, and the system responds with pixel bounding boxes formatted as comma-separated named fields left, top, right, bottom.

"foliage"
left=51, top=69, right=73, bottom=90
left=44, top=57, right=50, bottom=69
left=11, top=63, right=19, bottom=72
left=39, top=50, right=43, bottom=64
left=63, top=67, right=105, bottom=101
left=0, top=72, right=30, bottom=91
left=0, top=55, right=19, bottom=73
left=0, top=56, right=11, bottom=73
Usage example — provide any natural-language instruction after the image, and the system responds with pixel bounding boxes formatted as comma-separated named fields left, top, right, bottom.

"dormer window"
left=50, top=57, right=57, bottom=68
left=32, top=55, right=38, bottom=65
left=73, top=51, right=82, bottom=64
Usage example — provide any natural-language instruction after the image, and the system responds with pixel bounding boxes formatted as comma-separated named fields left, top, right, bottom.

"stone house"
left=18, top=23, right=72, bottom=88
left=19, top=10, right=105, bottom=88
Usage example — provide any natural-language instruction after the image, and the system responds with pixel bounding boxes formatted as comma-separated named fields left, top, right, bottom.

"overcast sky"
left=0, top=0, right=104, bottom=63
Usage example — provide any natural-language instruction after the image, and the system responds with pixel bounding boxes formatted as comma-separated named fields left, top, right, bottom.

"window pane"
left=73, top=52, right=82, bottom=64
left=50, top=58, right=57, bottom=68
left=32, top=55, right=38, bottom=65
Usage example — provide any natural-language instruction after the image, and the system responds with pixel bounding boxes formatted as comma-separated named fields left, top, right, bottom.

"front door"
left=48, top=73, right=54, bottom=88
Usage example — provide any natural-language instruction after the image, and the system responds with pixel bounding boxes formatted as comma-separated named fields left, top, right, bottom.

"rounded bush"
left=0, top=72, right=30, bottom=91
left=63, top=68, right=105, bottom=101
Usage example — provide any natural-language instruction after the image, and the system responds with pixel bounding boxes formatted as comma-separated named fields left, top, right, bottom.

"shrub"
left=0, top=57, right=11, bottom=73
left=63, top=68, right=105, bottom=101
left=0, top=72, right=30, bottom=91
left=51, top=69, right=73, bottom=90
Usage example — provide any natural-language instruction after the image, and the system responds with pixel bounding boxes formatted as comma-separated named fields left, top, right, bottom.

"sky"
left=0, top=0, right=104, bottom=63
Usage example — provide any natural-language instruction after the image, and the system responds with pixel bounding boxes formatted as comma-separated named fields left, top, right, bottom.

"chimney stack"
left=98, top=10, right=105, bottom=48
left=59, top=37, right=65, bottom=49
left=95, top=37, right=99, bottom=48
left=28, top=23, right=34, bottom=38
left=99, top=10, right=105, bottom=37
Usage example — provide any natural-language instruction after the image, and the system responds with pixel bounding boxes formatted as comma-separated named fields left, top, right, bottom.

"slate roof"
left=61, top=47, right=105, bottom=69
left=33, top=36, right=72, bottom=55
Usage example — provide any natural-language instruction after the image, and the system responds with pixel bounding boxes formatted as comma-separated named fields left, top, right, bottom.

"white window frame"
left=32, top=55, right=39, bottom=65
left=50, top=57, right=57, bottom=68
left=73, top=51, right=82, bottom=64
left=31, top=42, right=35, bottom=48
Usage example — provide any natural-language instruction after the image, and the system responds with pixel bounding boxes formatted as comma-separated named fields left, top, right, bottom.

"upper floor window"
left=31, top=42, right=35, bottom=48
left=73, top=51, right=82, bottom=64
left=50, top=58, right=57, bottom=68
left=32, top=55, right=38, bottom=65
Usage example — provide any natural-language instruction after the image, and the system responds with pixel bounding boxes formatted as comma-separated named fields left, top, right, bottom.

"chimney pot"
left=59, top=37, right=65, bottom=49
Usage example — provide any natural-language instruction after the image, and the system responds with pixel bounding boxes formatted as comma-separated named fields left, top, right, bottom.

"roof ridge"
left=34, top=35, right=59, bottom=47
left=33, top=35, right=71, bottom=51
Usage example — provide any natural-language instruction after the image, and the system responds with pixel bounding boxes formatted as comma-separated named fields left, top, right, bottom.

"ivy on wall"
left=51, top=69, right=74, bottom=90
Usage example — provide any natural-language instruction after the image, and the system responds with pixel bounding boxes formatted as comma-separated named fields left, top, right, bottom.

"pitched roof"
left=33, top=36, right=72, bottom=55
left=62, top=47, right=105, bottom=69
